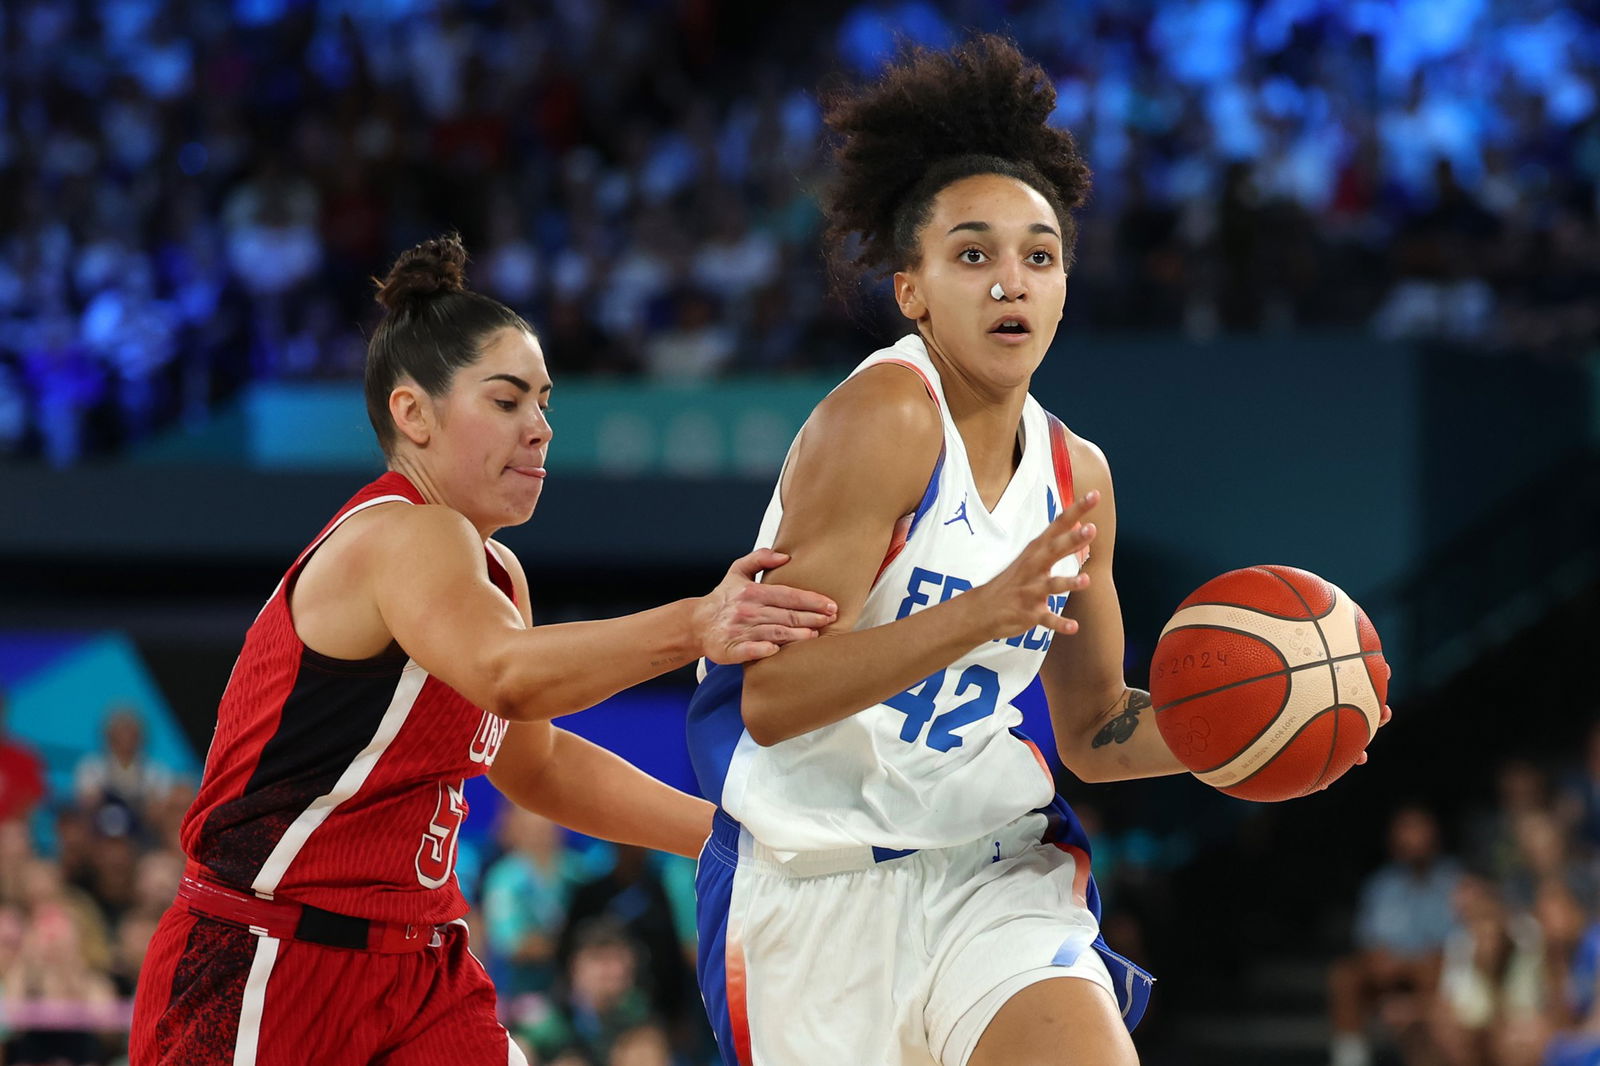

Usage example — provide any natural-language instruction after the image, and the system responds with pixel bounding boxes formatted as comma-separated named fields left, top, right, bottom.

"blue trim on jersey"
left=696, top=812, right=742, bottom=1066
left=871, top=845, right=918, bottom=862
left=686, top=663, right=748, bottom=804
left=904, top=444, right=947, bottom=541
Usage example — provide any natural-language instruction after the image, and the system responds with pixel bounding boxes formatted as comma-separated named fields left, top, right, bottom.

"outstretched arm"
left=1041, top=434, right=1187, bottom=783
left=360, top=510, right=835, bottom=723
left=489, top=721, right=713, bottom=859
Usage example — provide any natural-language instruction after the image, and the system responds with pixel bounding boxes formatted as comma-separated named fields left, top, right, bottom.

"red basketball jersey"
left=180, top=472, right=512, bottom=925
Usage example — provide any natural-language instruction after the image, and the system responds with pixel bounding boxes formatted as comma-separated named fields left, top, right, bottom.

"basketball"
left=1149, top=565, right=1390, bottom=802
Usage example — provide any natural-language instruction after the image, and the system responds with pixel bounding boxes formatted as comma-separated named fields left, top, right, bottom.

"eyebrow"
left=481, top=373, right=545, bottom=393
left=946, top=221, right=1061, bottom=238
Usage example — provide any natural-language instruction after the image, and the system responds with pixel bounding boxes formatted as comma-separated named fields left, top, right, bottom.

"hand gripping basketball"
left=977, top=491, right=1099, bottom=642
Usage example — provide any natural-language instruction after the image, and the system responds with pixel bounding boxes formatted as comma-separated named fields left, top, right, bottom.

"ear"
left=388, top=382, right=434, bottom=447
left=893, top=270, right=926, bottom=322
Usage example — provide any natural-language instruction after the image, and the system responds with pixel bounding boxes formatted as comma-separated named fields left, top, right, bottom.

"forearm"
left=500, top=728, right=714, bottom=858
left=1057, top=687, right=1188, bottom=783
left=493, top=600, right=700, bottom=721
left=741, top=593, right=994, bottom=745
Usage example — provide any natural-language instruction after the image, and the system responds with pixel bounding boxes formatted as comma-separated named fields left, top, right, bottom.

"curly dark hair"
left=821, top=35, right=1092, bottom=292
left=364, top=233, right=532, bottom=455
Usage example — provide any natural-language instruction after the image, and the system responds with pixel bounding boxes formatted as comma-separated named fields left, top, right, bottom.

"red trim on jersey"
left=1045, top=412, right=1074, bottom=506
left=725, top=933, right=754, bottom=1066
left=1053, top=843, right=1093, bottom=909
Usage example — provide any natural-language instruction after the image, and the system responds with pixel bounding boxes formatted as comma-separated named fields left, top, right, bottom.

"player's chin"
left=500, top=487, right=542, bottom=526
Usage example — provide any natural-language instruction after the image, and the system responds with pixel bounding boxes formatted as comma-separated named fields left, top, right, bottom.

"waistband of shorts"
left=177, top=863, right=443, bottom=953
left=712, top=808, right=1045, bottom=878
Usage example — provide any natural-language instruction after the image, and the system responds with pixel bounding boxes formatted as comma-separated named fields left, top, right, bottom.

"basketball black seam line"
left=1165, top=596, right=1338, bottom=622
left=1167, top=649, right=1371, bottom=774
left=1158, top=624, right=1382, bottom=765
left=1153, top=640, right=1380, bottom=714
left=1263, top=567, right=1342, bottom=791
left=1216, top=704, right=1356, bottom=793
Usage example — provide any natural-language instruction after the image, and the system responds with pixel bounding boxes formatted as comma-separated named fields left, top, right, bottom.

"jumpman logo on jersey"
left=944, top=494, right=974, bottom=535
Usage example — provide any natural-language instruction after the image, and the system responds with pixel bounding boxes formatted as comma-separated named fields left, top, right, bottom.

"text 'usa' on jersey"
left=686, top=335, right=1083, bottom=854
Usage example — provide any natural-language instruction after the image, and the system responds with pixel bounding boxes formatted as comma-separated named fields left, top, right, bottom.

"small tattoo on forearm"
left=1092, top=690, right=1150, bottom=748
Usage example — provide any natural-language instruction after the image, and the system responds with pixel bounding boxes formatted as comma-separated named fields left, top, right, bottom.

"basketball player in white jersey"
left=685, top=38, right=1383, bottom=1066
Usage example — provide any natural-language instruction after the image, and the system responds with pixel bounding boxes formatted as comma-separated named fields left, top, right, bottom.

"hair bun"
left=374, top=233, right=469, bottom=312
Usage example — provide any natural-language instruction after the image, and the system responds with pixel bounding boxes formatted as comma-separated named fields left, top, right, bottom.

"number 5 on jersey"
left=416, top=780, right=467, bottom=889
left=885, top=665, right=1001, bottom=752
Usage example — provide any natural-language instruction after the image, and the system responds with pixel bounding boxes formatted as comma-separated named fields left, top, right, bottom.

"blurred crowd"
left=0, top=682, right=706, bottom=1066
left=1328, top=723, right=1600, bottom=1066
left=0, top=0, right=1596, bottom=465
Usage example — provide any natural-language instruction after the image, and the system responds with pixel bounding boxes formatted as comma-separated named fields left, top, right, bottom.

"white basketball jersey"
left=686, top=334, right=1085, bottom=853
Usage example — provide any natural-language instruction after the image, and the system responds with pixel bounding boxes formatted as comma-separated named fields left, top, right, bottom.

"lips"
left=507, top=466, right=547, bottom=479
left=988, top=313, right=1032, bottom=336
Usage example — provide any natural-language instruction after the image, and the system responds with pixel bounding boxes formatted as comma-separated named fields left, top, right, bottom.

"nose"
left=529, top=407, right=552, bottom=447
left=997, top=260, right=1027, bottom=301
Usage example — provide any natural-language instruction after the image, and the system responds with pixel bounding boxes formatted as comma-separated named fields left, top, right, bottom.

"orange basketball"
left=1149, top=565, right=1390, bottom=802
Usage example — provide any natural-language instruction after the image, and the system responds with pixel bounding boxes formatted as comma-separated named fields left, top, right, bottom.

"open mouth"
left=989, top=317, right=1031, bottom=337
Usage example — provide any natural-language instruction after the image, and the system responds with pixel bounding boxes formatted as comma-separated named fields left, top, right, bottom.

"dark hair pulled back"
left=821, top=35, right=1092, bottom=294
left=364, top=233, right=532, bottom=454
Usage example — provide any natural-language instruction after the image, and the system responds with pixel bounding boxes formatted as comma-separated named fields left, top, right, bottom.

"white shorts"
left=695, top=807, right=1143, bottom=1066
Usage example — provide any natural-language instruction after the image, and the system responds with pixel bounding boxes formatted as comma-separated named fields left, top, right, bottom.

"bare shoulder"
left=784, top=361, right=944, bottom=511
left=812, top=361, right=943, bottom=445
left=1059, top=422, right=1113, bottom=496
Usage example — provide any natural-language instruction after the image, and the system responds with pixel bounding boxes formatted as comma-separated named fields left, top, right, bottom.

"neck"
left=917, top=327, right=1028, bottom=495
left=386, top=454, right=495, bottom=541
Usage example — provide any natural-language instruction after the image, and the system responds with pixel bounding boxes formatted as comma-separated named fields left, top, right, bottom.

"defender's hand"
left=697, top=549, right=838, bottom=664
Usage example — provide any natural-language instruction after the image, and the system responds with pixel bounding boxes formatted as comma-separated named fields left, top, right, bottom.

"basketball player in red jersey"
left=129, top=234, right=838, bottom=1066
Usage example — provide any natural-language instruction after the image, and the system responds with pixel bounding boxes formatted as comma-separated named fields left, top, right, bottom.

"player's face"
left=433, top=326, right=553, bottom=532
left=895, top=174, right=1067, bottom=392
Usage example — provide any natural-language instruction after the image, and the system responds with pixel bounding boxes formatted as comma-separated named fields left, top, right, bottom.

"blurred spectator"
left=607, top=1022, right=673, bottom=1066
left=0, top=901, right=118, bottom=1066
left=561, top=846, right=697, bottom=1031
left=0, top=688, right=46, bottom=824
left=1502, top=810, right=1600, bottom=916
left=1466, top=759, right=1553, bottom=889
left=1329, top=805, right=1463, bottom=1066
left=482, top=807, right=588, bottom=998
left=518, top=917, right=655, bottom=1065
left=1432, top=874, right=1550, bottom=1066
left=72, top=706, right=174, bottom=840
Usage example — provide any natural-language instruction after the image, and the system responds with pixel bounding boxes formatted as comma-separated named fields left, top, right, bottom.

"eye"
left=1027, top=250, right=1055, bottom=266
left=959, top=247, right=988, bottom=264
left=494, top=399, right=517, bottom=411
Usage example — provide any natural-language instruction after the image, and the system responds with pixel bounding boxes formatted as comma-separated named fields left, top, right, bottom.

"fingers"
left=723, top=640, right=781, bottom=664
left=1062, top=489, right=1100, bottom=522
left=727, top=548, right=790, bottom=581
left=1033, top=518, right=1096, bottom=564
left=1037, top=614, right=1081, bottom=636
left=1379, top=704, right=1392, bottom=728
left=1048, top=573, right=1090, bottom=596
left=745, top=582, right=838, bottom=619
